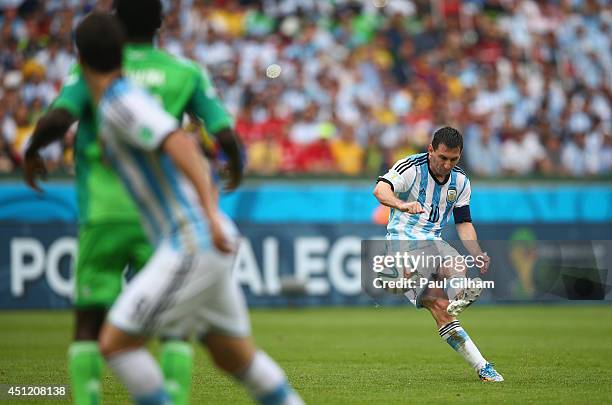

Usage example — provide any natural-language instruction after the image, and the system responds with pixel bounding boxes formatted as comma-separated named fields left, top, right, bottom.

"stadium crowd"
left=0, top=0, right=610, bottom=177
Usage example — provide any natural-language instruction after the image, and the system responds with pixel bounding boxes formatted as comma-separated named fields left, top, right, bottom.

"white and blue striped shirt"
left=379, top=153, right=471, bottom=240
left=99, top=78, right=223, bottom=252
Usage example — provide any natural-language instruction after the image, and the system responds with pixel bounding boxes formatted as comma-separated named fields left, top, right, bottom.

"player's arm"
left=456, top=222, right=489, bottom=274
left=188, top=66, right=244, bottom=191
left=373, top=162, right=424, bottom=214
left=24, top=109, right=76, bottom=191
left=162, top=131, right=233, bottom=253
left=453, top=180, right=490, bottom=273
left=214, top=126, right=244, bottom=191
left=24, top=66, right=86, bottom=191
left=373, top=181, right=424, bottom=213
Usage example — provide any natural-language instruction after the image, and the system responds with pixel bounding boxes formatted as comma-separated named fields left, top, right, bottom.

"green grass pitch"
left=1, top=305, right=611, bottom=404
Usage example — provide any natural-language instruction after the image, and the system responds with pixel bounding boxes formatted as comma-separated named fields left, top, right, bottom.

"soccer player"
left=23, top=1, right=243, bottom=404
left=373, top=127, right=504, bottom=382
left=74, top=13, right=304, bottom=405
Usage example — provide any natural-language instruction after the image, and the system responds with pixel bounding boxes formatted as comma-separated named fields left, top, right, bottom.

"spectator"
left=246, top=133, right=283, bottom=175
left=601, top=133, right=612, bottom=173
left=0, top=0, right=610, bottom=178
left=21, top=60, right=56, bottom=105
left=330, top=123, right=364, bottom=176
left=34, top=38, right=73, bottom=85
left=562, top=131, right=591, bottom=176
left=500, top=126, right=546, bottom=175
left=465, top=122, right=501, bottom=177
left=0, top=134, right=14, bottom=172
left=9, top=104, right=33, bottom=159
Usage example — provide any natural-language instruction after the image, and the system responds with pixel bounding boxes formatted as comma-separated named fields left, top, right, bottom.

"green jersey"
left=52, top=44, right=233, bottom=224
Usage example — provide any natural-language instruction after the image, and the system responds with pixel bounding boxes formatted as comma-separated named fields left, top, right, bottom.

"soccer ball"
left=377, top=266, right=414, bottom=295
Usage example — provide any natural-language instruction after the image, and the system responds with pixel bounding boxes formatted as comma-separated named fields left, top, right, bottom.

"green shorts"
left=74, top=222, right=153, bottom=309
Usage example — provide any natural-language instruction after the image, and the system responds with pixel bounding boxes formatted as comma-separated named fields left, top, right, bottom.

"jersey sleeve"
left=50, top=64, right=89, bottom=118
left=103, top=86, right=179, bottom=151
left=187, top=65, right=234, bottom=135
left=455, top=177, right=471, bottom=208
left=377, top=159, right=418, bottom=193
left=453, top=177, right=472, bottom=223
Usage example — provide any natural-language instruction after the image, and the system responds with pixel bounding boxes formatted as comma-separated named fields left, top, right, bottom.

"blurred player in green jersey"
left=23, top=1, right=243, bottom=404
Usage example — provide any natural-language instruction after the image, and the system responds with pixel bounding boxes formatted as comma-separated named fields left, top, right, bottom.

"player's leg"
left=420, top=288, right=453, bottom=328
left=69, top=224, right=121, bottom=405
left=98, top=245, right=183, bottom=404
left=203, top=334, right=303, bottom=405
left=421, top=288, right=488, bottom=371
left=436, top=242, right=483, bottom=315
left=159, top=336, right=193, bottom=405
left=439, top=256, right=482, bottom=316
left=128, top=227, right=194, bottom=405
left=99, top=324, right=169, bottom=404
left=69, top=308, right=106, bottom=405
left=195, top=251, right=303, bottom=405
left=421, top=288, right=503, bottom=381
left=406, top=242, right=502, bottom=381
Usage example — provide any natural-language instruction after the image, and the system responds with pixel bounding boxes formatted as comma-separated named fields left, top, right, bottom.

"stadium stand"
left=0, top=0, right=610, bottom=177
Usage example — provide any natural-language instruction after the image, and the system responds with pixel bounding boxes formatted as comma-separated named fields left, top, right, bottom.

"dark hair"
left=113, top=0, right=163, bottom=41
left=432, top=126, right=463, bottom=151
left=75, top=13, right=125, bottom=73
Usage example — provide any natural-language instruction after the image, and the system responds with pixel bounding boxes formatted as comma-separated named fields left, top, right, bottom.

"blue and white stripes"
left=381, top=153, right=471, bottom=240
left=99, top=78, right=212, bottom=252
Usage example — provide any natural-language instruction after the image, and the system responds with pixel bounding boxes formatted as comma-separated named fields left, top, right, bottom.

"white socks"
left=438, top=320, right=487, bottom=371
left=106, top=348, right=170, bottom=405
left=237, top=351, right=304, bottom=405
left=107, top=348, right=303, bottom=405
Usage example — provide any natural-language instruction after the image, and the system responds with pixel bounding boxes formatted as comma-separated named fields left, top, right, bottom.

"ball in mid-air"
left=266, top=63, right=282, bottom=79
left=377, top=266, right=414, bottom=295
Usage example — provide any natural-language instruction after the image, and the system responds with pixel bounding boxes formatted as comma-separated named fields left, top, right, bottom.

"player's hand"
left=209, top=216, right=234, bottom=254
left=476, top=252, right=490, bottom=274
left=23, top=151, right=47, bottom=192
left=398, top=201, right=424, bottom=214
left=223, top=161, right=242, bottom=192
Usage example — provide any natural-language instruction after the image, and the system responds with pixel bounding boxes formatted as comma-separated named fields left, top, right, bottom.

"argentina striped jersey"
left=378, top=153, right=471, bottom=240
left=99, top=78, right=216, bottom=252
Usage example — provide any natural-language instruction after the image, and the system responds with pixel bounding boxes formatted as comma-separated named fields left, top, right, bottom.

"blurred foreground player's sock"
left=68, top=341, right=103, bottom=405
left=160, top=340, right=193, bottom=405
left=106, top=348, right=171, bottom=405
left=236, top=351, right=304, bottom=405
left=438, top=320, right=487, bottom=371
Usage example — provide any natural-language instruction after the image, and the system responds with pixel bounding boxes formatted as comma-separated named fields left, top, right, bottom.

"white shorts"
left=109, top=242, right=250, bottom=338
left=386, top=240, right=461, bottom=308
